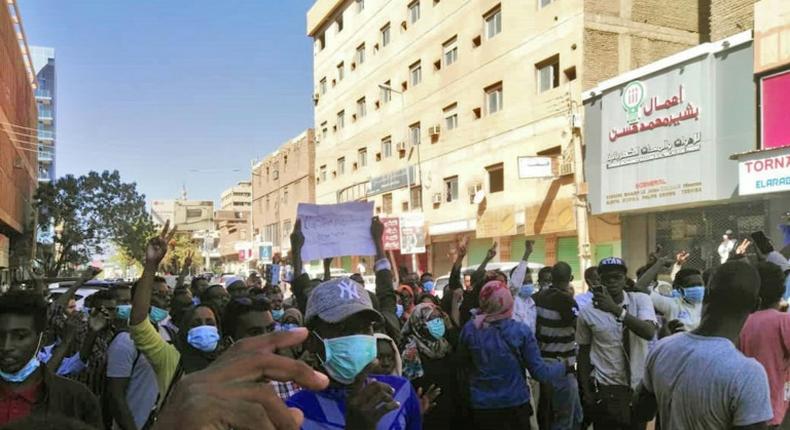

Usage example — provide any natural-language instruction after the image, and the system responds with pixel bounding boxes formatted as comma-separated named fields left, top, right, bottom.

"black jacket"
left=30, top=365, right=103, bottom=429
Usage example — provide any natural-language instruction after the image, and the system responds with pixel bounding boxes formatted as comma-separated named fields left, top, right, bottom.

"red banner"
left=381, top=217, right=401, bottom=251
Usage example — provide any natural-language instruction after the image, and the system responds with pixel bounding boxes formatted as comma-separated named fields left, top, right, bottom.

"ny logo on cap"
left=338, top=279, right=360, bottom=300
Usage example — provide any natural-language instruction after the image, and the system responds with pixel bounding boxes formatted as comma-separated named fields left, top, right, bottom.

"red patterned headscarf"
left=473, top=280, right=514, bottom=329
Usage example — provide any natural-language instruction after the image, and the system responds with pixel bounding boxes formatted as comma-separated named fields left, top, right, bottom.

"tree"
left=34, top=170, right=156, bottom=277
left=161, top=233, right=201, bottom=274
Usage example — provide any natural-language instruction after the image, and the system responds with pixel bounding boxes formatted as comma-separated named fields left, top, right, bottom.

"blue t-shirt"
left=286, top=374, right=422, bottom=430
left=106, top=332, right=159, bottom=429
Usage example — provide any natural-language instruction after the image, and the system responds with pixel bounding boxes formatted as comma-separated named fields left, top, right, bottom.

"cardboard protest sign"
left=381, top=217, right=401, bottom=251
left=297, top=202, right=376, bottom=260
left=399, top=213, right=426, bottom=254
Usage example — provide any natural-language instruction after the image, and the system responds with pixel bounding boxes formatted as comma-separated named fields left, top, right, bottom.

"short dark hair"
left=538, top=267, right=552, bottom=281
left=551, top=262, right=573, bottom=284
left=110, top=285, right=131, bottom=297
left=420, top=272, right=433, bottom=281
left=674, top=268, right=702, bottom=288
left=191, top=276, right=207, bottom=289
left=756, top=262, right=786, bottom=307
left=86, top=290, right=116, bottom=307
left=0, top=290, right=48, bottom=334
left=223, top=298, right=271, bottom=339
left=153, top=275, right=167, bottom=285
left=227, top=280, right=247, bottom=291
left=705, top=261, right=760, bottom=315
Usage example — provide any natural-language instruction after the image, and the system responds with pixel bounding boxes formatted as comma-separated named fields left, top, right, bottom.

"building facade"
left=150, top=199, right=215, bottom=233
left=0, top=1, right=38, bottom=273
left=30, top=46, right=55, bottom=183
left=215, top=209, right=252, bottom=274
left=251, top=129, right=315, bottom=262
left=306, top=0, right=709, bottom=276
left=585, top=31, right=766, bottom=273
left=220, top=181, right=252, bottom=211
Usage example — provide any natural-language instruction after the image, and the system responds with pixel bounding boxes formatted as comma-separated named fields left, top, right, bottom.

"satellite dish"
left=473, top=190, right=486, bottom=205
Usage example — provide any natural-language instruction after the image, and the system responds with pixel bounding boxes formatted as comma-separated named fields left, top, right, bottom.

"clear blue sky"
left=21, top=0, right=315, bottom=203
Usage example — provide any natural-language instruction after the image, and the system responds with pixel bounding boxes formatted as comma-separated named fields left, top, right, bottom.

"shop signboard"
left=258, top=242, right=273, bottom=263
left=738, top=146, right=790, bottom=195
left=399, top=213, right=426, bottom=254
left=517, top=157, right=553, bottom=178
left=585, top=39, right=754, bottom=214
left=368, top=166, right=416, bottom=196
left=761, top=70, right=790, bottom=149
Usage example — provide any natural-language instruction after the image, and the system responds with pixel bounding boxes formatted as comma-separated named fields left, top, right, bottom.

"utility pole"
left=571, top=114, right=592, bottom=275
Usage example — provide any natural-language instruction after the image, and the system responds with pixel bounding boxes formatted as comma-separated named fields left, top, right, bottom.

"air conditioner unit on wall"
left=432, top=193, right=442, bottom=204
left=396, top=141, right=407, bottom=152
left=429, top=125, right=441, bottom=136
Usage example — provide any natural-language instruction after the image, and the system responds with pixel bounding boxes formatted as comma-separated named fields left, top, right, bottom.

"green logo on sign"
left=622, top=81, right=646, bottom=125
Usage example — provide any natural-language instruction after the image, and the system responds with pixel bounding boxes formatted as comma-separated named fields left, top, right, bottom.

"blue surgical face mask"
left=426, top=318, right=446, bottom=339
left=192, top=297, right=201, bottom=306
left=272, top=309, right=285, bottom=321
left=187, top=325, right=220, bottom=352
left=149, top=306, right=169, bottom=324
left=396, top=303, right=404, bottom=318
left=670, top=289, right=682, bottom=299
left=315, top=333, right=377, bottom=384
left=518, top=284, right=535, bottom=299
left=116, top=305, right=132, bottom=321
left=423, top=281, right=435, bottom=293
left=0, top=334, right=43, bottom=383
left=682, top=286, right=705, bottom=304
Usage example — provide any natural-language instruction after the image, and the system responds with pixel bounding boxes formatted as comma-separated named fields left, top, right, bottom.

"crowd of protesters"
left=0, top=216, right=788, bottom=430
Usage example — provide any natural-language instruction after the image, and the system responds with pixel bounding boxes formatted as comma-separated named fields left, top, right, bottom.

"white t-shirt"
left=649, top=290, right=702, bottom=331
left=644, top=332, right=772, bottom=429
left=356, top=263, right=366, bottom=275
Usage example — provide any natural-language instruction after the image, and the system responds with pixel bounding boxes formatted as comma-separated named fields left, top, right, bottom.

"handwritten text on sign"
left=381, top=217, right=401, bottom=251
left=297, top=202, right=376, bottom=261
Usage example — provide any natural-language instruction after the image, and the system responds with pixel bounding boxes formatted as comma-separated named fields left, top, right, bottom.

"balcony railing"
left=35, top=88, right=52, bottom=99
left=37, top=129, right=54, bottom=140
left=38, top=108, right=53, bottom=119
left=38, top=146, right=54, bottom=161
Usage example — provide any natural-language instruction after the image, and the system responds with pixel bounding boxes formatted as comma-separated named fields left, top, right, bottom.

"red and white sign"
left=381, top=217, right=401, bottom=251
left=738, top=146, right=790, bottom=195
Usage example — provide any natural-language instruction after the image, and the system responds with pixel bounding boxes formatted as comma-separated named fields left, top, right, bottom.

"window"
left=410, top=186, right=422, bottom=209
left=409, top=122, right=421, bottom=145
left=410, top=61, right=422, bottom=86
left=283, top=220, right=292, bottom=240
left=321, top=121, right=328, bottom=139
left=444, top=103, right=458, bottom=130
left=487, top=163, right=504, bottom=193
left=356, top=0, right=365, bottom=12
left=186, top=209, right=203, bottom=219
left=317, top=33, right=326, bottom=51
left=444, top=176, right=459, bottom=202
left=443, top=36, right=458, bottom=67
left=358, top=148, right=368, bottom=167
left=336, top=15, right=344, bottom=32
left=356, top=44, right=366, bottom=65
left=337, top=110, right=345, bottom=130
left=320, top=165, right=327, bottom=181
left=283, top=186, right=288, bottom=204
left=408, top=0, right=421, bottom=24
left=383, top=193, right=393, bottom=213
left=540, top=0, right=553, bottom=7
left=381, top=136, right=392, bottom=158
left=486, top=82, right=503, bottom=114
left=337, top=157, right=346, bottom=175
left=381, top=23, right=391, bottom=47
left=357, top=97, right=367, bottom=118
left=319, top=78, right=327, bottom=95
left=537, top=56, right=560, bottom=93
left=485, top=5, right=502, bottom=39
left=337, top=62, right=345, bottom=81
left=381, top=80, right=392, bottom=103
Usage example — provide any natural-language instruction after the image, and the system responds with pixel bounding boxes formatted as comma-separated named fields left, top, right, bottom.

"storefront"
left=585, top=32, right=759, bottom=272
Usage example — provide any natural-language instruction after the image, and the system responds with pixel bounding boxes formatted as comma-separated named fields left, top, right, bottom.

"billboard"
left=761, top=70, right=790, bottom=150
left=399, top=213, right=425, bottom=255
left=585, top=41, right=755, bottom=214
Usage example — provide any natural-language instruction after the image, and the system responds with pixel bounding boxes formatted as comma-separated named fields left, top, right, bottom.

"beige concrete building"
left=215, top=209, right=252, bottom=273
left=251, top=129, right=316, bottom=258
left=220, top=181, right=252, bottom=211
left=306, top=0, right=713, bottom=276
left=150, top=199, right=214, bottom=233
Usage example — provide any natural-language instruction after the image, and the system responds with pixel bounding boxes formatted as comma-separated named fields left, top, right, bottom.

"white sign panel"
left=738, top=147, right=790, bottom=195
left=518, top=156, right=554, bottom=178
left=399, top=213, right=426, bottom=255
left=297, top=202, right=376, bottom=260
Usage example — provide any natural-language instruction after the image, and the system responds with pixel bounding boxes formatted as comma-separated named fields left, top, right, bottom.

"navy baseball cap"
left=598, top=257, right=628, bottom=274
left=305, top=277, right=382, bottom=325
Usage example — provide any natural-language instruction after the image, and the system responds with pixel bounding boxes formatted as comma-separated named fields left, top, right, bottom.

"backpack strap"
left=141, top=358, right=184, bottom=430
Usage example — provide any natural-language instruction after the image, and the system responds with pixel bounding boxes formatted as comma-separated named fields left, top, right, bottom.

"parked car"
left=47, top=279, right=124, bottom=311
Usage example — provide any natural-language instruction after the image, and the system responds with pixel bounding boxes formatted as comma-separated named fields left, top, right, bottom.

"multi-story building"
left=30, top=46, right=55, bottom=183
left=0, top=1, right=38, bottom=274
left=220, top=181, right=252, bottom=211
left=150, top=199, right=214, bottom=233
left=251, top=129, right=315, bottom=260
left=306, top=0, right=709, bottom=276
left=215, top=209, right=252, bottom=274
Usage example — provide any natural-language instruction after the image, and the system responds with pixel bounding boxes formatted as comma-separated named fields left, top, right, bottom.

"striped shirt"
left=286, top=374, right=422, bottom=430
left=533, top=287, right=578, bottom=359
